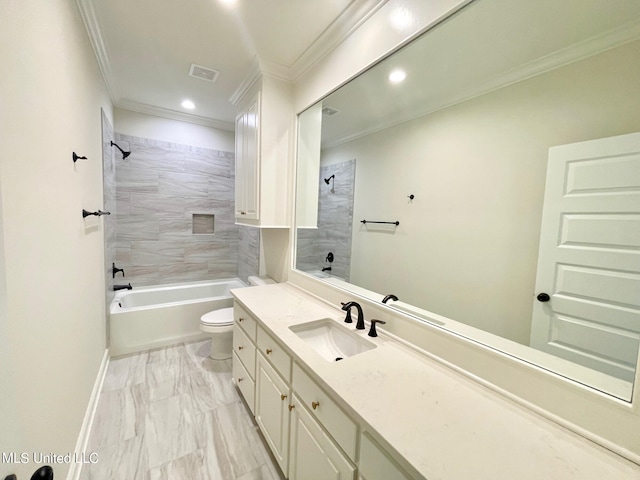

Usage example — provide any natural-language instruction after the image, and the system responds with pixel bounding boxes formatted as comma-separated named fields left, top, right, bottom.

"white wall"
left=0, top=1, right=112, bottom=478
left=321, top=40, right=640, bottom=344
left=114, top=108, right=235, bottom=151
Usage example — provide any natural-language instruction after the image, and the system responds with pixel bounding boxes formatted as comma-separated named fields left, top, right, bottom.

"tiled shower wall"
left=101, top=110, right=116, bottom=309
left=113, top=133, right=258, bottom=287
left=296, top=159, right=355, bottom=280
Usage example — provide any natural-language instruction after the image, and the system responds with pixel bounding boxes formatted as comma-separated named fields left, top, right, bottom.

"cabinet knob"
left=239, top=317, right=244, bottom=322
left=312, top=401, right=320, bottom=410
left=238, top=346, right=244, bottom=350
left=238, top=378, right=243, bottom=383
left=281, top=394, right=288, bottom=401
left=266, top=348, right=272, bottom=355
left=288, top=404, right=295, bottom=411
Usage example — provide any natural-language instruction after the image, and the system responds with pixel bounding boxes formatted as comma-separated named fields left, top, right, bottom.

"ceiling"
left=77, top=0, right=386, bottom=130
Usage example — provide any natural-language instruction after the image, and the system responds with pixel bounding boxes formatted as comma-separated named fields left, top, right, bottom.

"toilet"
left=200, top=275, right=276, bottom=360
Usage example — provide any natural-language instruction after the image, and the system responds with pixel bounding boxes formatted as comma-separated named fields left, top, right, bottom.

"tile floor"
left=82, top=340, right=284, bottom=479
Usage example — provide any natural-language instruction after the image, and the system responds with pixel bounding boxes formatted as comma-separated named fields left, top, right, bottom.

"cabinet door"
left=289, top=395, right=355, bottom=480
left=235, top=92, right=260, bottom=221
left=234, top=112, right=247, bottom=218
left=255, top=352, right=290, bottom=475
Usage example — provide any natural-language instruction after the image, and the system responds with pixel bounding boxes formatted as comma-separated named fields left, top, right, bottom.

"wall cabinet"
left=234, top=92, right=260, bottom=221
left=233, top=76, right=292, bottom=227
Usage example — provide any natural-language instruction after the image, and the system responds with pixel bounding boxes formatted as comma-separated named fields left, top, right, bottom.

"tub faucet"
left=113, top=283, right=132, bottom=291
left=382, top=294, right=398, bottom=304
left=322, top=266, right=332, bottom=272
left=341, top=301, right=365, bottom=330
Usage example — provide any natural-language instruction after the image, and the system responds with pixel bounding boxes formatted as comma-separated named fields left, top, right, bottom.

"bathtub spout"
left=114, top=283, right=132, bottom=291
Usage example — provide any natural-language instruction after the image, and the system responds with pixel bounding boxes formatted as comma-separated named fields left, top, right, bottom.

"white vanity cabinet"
left=232, top=304, right=258, bottom=412
left=358, top=433, right=412, bottom=480
left=289, top=393, right=356, bottom=480
left=255, top=325, right=293, bottom=475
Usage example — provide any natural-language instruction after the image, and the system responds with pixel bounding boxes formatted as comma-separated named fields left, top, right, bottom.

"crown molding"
left=323, top=19, right=640, bottom=149
left=229, top=58, right=262, bottom=107
left=116, top=99, right=235, bottom=131
left=254, top=0, right=388, bottom=83
left=286, top=0, right=389, bottom=82
left=75, top=0, right=116, bottom=101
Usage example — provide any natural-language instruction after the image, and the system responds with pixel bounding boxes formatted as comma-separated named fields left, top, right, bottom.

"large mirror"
left=295, top=0, right=640, bottom=401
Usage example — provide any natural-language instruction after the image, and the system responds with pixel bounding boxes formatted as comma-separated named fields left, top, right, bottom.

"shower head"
left=324, top=174, right=335, bottom=185
left=110, top=141, right=131, bottom=159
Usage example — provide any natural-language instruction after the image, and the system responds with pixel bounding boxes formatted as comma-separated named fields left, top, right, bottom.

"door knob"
left=537, top=293, right=550, bottom=302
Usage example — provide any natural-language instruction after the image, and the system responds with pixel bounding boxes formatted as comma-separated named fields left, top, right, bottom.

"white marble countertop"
left=232, top=283, right=640, bottom=480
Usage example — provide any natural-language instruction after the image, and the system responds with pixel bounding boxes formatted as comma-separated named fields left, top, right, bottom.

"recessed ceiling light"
left=219, top=0, right=237, bottom=6
left=181, top=99, right=195, bottom=110
left=389, top=69, right=407, bottom=84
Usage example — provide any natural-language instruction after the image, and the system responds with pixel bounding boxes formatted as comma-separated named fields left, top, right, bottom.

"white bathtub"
left=109, top=278, right=246, bottom=356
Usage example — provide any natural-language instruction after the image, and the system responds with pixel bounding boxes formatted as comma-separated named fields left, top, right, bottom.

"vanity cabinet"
left=232, top=304, right=258, bottom=412
left=256, top=352, right=291, bottom=474
left=289, top=393, right=356, bottom=480
left=358, top=433, right=412, bottom=480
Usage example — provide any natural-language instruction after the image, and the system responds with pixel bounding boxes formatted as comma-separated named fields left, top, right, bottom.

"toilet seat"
left=200, top=307, right=234, bottom=335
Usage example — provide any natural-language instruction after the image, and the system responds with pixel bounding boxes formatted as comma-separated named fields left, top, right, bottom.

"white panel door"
left=530, top=132, right=640, bottom=381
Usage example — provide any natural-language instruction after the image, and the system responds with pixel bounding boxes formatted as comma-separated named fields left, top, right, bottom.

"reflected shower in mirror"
left=294, top=0, right=640, bottom=400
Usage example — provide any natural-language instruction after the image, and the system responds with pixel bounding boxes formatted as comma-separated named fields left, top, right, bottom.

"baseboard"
left=66, top=348, right=110, bottom=480
left=109, top=332, right=209, bottom=357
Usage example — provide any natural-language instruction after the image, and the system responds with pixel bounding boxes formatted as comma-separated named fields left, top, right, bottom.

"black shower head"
left=110, top=141, right=131, bottom=160
left=324, top=174, right=335, bottom=185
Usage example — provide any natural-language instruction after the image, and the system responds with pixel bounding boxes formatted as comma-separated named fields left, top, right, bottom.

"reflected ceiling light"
left=389, top=69, right=407, bottom=84
left=181, top=99, right=195, bottom=110
left=389, top=7, right=415, bottom=31
left=219, top=0, right=237, bottom=6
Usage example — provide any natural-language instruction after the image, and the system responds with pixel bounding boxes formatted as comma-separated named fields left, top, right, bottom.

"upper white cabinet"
left=233, top=75, right=292, bottom=227
left=234, top=92, right=260, bottom=220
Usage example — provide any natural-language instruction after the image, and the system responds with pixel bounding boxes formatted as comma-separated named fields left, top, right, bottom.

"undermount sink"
left=289, top=318, right=376, bottom=362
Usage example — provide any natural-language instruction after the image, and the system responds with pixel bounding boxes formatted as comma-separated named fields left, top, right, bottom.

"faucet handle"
left=368, top=319, right=386, bottom=337
left=341, top=302, right=353, bottom=323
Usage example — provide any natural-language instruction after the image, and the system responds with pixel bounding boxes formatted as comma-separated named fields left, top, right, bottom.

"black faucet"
left=382, top=294, right=398, bottom=304
left=113, top=283, right=132, bottom=291
left=341, top=301, right=365, bottom=330
left=322, top=266, right=332, bottom=272
left=368, top=319, right=386, bottom=337
left=112, top=262, right=125, bottom=278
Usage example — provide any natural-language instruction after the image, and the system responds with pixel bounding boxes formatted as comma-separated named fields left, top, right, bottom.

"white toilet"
left=200, top=275, right=276, bottom=360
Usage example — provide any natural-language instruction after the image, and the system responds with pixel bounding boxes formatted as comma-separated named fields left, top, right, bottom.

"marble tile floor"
left=83, top=340, right=284, bottom=480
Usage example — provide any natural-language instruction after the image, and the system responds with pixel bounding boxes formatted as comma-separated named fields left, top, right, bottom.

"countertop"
left=232, top=283, right=640, bottom=480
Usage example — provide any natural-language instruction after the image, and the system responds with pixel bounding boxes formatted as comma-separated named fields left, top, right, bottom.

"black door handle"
left=537, top=293, right=550, bottom=302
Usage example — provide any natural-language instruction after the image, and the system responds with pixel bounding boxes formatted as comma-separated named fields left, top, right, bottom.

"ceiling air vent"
left=322, top=106, right=340, bottom=117
left=189, top=63, right=219, bottom=83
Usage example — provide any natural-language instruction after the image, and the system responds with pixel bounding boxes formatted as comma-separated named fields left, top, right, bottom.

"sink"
left=289, top=318, right=376, bottom=362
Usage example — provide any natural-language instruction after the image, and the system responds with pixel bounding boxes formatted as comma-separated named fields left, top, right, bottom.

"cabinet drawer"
left=234, top=303, right=257, bottom=341
left=292, top=363, right=357, bottom=460
left=257, top=326, right=292, bottom=382
left=233, top=352, right=255, bottom=414
left=233, top=323, right=256, bottom=379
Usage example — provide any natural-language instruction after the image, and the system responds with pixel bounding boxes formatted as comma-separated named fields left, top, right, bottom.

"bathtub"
left=109, top=278, right=246, bottom=356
